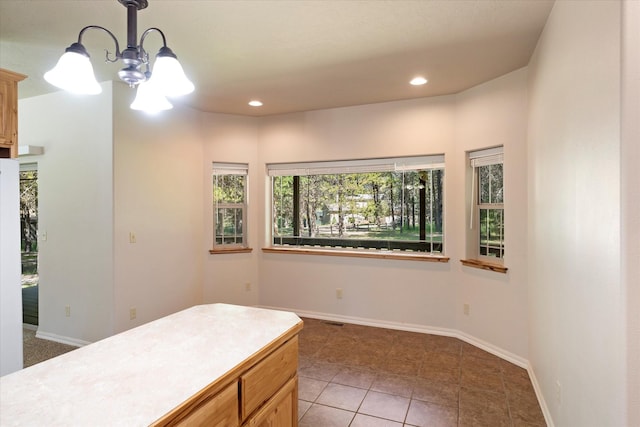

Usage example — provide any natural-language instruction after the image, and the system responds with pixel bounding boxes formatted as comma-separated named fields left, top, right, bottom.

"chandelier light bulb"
left=44, top=48, right=102, bottom=95
left=130, top=80, right=173, bottom=113
left=148, top=49, right=194, bottom=97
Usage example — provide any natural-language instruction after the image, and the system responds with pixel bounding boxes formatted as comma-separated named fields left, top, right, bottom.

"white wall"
left=19, top=83, right=115, bottom=343
left=454, top=69, right=529, bottom=359
left=527, top=1, right=626, bottom=425
left=622, top=2, right=640, bottom=425
left=112, top=84, right=204, bottom=333
left=254, top=73, right=530, bottom=359
left=0, top=159, right=22, bottom=375
left=17, top=82, right=206, bottom=341
left=201, top=113, right=260, bottom=306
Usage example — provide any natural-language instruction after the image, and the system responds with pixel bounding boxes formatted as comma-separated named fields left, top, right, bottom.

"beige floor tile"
left=298, top=399, right=312, bottom=420
left=299, top=361, right=342, bottom=382
left=350, top=413, right=403, bottom=427
left=299, top=403, right=355, bottom=427
left=298, top=318, right=545, bottom=427
left=370, top=373, right=415, bottom=398
left=358, top=390, right=410, bottom=423
left=332, top=366, right=377, bottom=389
left=298, top=376, right=328, bottom=401
left=459, top=387, right=511, bottom=427
left=405, top=399, right=458, bottom=427
left=316, top=383, right=367, bottom=411
left=412, top=378, right=459, bottom=407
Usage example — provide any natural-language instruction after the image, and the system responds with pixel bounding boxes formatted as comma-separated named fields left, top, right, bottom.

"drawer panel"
left=176, top=381, right=239, bottom=426
left=242, top=376, right=297, bottom=427
left=240, top=336, right=298, bottom=420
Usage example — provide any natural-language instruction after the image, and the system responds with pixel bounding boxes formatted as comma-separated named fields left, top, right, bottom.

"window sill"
left=460, top=259, right=508, bottom=274
left=209, top=247, right=253, bottom=255
left=262, top=247, right=449, bottom=263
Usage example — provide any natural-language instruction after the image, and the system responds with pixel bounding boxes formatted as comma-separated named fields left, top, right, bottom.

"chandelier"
left=44, top=0, right=194, bottom=113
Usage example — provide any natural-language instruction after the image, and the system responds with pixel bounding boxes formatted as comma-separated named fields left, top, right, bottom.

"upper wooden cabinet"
left=0, top=68, right=27, bottom=159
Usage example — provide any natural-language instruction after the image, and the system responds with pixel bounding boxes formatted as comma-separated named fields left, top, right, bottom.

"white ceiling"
left=0, top=0, right=554, bottom=116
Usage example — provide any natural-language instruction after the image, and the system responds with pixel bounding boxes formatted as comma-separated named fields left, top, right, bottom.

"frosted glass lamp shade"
left=44, top=45, right=102, bottom=95
left=130, top=81, right=173, bottom=113
left=148, top=47, right=194, bottom=97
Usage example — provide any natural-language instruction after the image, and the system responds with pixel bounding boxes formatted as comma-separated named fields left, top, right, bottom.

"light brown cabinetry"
left=0, top=69, right=26, bottom=159
left=153, top=332, right=301, bottom=427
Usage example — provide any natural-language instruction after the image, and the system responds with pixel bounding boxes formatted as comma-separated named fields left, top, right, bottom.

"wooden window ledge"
left=460, top=259, right=508, bottom=273
left=209, top=247, right=253, bottom=255
left=262, top=247, right=449, bottom=263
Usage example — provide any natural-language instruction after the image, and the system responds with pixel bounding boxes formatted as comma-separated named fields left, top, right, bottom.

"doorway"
left=20, top=163, right=38, bottom=326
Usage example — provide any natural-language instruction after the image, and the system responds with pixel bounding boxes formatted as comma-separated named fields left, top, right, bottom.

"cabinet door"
left=243, top=376, right=297, bottom=427
left=175, top=381, right=239, bottom=427
left=0, top=78, right=16, bottom=147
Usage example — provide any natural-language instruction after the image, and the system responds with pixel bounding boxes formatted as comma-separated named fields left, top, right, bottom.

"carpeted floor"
left=23, top=327, right=78, bottom=368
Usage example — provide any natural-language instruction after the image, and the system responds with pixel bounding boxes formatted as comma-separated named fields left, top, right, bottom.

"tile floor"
left=297, top=318, right=546, bottom=427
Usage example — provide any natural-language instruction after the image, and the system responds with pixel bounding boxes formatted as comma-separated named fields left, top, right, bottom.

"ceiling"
left=0, top=0, right=554, bottom=116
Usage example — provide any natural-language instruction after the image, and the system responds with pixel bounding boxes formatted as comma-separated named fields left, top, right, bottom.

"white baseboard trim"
left=35, top=330, right=90, bottom=348
left=259, top=305, right=528, bottom=368
left=527, top=361, right=554, bottom=427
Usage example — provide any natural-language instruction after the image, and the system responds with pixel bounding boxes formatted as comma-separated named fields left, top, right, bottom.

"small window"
left=469, top=147, right=504, bottom=262
left=268, top=155, right=444, bottom=254
left=212, top=162, right=248, bottom=250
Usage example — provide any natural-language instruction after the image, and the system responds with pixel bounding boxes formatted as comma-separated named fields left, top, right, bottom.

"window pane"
left=478, top=163, right=503, bottom=204
left=215, top=207, right=244, bottom=244
left=214, top=175, right=245, bottom=203
left=479, top=208, right=504, bottom=258
left=271, top=167, right=444, bottom=253
left=273, top=176, right=295, bottom=238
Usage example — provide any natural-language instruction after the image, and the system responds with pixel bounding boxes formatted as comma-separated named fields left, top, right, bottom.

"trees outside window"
left=269, top=156, right=444, bottom=254
left=212, top=163, right=248, bottom=249
left=19, top=165, right=38, bottom=284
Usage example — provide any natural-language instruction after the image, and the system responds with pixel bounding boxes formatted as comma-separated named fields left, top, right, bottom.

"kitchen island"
left=0, top=304, right=303, bottom=426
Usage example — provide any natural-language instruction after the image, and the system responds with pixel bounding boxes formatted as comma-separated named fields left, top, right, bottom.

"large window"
left=212, top=162, right=248, bottom=250
left=469, top=147, right=504, bottom=261
left=268, top=156, right=444, bottom=254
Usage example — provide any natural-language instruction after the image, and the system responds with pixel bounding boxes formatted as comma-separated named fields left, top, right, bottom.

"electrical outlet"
left=464, top=303, right=470, bottom=315
left=336, top=288, right=343, bottom=299
left=65, top=305, right=70, bottom=317
left=130, top=307, right=137, bottom=320
left=129, top=232, right=136, bottom=244
left=245, top=282, right=251, bottom=292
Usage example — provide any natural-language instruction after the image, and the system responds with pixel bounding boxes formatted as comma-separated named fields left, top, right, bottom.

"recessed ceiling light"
left=248, top=100, right=263, bottom=107
left=410, top=77, right=428, bottom=86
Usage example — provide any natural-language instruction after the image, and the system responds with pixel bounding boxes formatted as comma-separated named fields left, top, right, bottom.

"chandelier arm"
left=139, top=27, right=168, bottom=59
left=77, top=25, right=122, bottom=63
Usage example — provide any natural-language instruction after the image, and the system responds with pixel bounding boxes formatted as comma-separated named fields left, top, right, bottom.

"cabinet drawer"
left=242, top=376, right=297, bottom=427
left=176, top=381, right=239, bottom=426
left=240, top=336, right=298, bottom=420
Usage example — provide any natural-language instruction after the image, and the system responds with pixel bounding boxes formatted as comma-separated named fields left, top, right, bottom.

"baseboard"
left=259, top=305, right=528, bottom=369
left=35, top=330, right=90, bottom=348
left=527, top=361, right=555, bottom=427
left=22, top=323, right=37, bottom=331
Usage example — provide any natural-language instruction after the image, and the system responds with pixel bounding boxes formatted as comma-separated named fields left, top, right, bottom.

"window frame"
left=211, top=162, right=250, bottom=253
left=267, top=155, right=446, bottom=258
left=463, top=147, right=507, bottom=272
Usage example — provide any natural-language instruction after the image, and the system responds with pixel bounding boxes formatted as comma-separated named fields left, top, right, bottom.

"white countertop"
left=0, top=304, right=302, bottom=426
